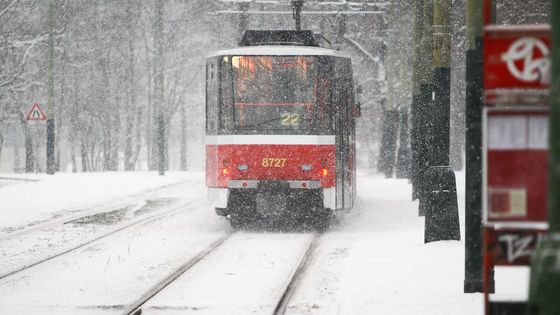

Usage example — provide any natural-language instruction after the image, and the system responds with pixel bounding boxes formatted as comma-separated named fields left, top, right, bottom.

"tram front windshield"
left=231, top=56, right=321, bottom=133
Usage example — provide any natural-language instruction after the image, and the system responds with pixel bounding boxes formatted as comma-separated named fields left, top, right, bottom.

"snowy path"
left=285, top=172, right=484, bottom=315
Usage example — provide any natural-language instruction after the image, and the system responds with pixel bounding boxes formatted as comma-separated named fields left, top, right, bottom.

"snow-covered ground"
left=0, top=170, right=526, bottom=314
left=0, top=172, right=196, bottom=233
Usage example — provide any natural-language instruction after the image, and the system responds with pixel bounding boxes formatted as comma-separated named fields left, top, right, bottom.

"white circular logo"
left=501, top=37, right=550, bottom=84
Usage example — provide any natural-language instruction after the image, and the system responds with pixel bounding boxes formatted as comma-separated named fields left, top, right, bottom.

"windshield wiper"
left=239, top=116, right=283, bottom=129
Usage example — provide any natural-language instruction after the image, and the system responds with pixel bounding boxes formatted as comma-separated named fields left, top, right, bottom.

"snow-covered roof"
left=207, top=45, right=350, bottom=59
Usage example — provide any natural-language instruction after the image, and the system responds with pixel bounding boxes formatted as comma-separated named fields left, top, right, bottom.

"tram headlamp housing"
left=301, top=164, right=313, bottom=171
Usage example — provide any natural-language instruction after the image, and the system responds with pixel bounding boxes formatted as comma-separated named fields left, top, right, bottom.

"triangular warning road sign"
left=26, top=103, right=47, bottom=121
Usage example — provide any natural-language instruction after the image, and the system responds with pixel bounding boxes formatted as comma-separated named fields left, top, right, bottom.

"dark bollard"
left=378, top=108, right=399, bottom=178
left=424, top=166, right=460, bottom=243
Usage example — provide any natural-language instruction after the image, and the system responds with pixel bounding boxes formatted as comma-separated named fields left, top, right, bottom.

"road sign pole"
left=46, top=0, right=55, bottom=175
left=527, top=2, right=560, bottom=314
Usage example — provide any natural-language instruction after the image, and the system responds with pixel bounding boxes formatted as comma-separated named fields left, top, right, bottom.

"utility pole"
left=422, top=0, right=460, bottom=243
left=410, top=0, right=424, bottom=197
left=396, top=5, right=412, bottom=179
left=46, top=0, right=55, bottom=175
left=464, top=0, right=484, bottom=293
left=411, top=0, right=433, bottom=213
left=154, top=0, right=165, bottom=176
left=430, top=0, right=451, bottom=167
left=291, top=0, right=304, bottom=31
left=239, top=2, right=249, bottom=38
left=527, top=2, right=560, bottom=313
left=379, top=1, right=400, bottom=178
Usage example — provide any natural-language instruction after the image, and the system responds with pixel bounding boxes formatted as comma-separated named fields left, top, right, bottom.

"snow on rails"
left=121, top=232, right=322, bottom=315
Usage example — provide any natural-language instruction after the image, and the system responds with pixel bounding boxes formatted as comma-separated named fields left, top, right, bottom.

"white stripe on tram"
left=205, top=135, right=336, bottom=145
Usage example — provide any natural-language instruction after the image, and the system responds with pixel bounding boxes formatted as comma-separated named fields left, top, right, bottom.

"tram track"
left=122, top=234, right=233, bottom=315
left=0, top=196, right=205, bottom=281
left=121, top=230, right=322, bottom=315
left=0, top=180, right=191, bottom=243
left=273, top=233, right=321, bottom=315
left=0, top=176, right=41, bottom=182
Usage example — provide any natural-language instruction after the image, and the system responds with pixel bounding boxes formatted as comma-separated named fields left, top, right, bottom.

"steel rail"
left=273, top=233, right=321, bottom=315
left=121, top=234, right=232, bottom=315
left=0, top=197, right=204, bottom=281
left=0, top=180, right=190, bottom=243
left=0, top=176, right=41, bottom=182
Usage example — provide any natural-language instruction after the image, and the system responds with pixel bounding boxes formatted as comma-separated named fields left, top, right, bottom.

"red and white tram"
left=205, top=30, right=359, bottom=228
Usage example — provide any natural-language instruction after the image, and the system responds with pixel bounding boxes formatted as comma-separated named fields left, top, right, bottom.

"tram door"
left=334, top=58, right=354, bottom=210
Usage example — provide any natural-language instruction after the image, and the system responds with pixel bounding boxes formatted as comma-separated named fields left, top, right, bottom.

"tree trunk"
left=131, top=102, right=143, bottom=170
left=109, top=86, right=120, bottom=171
left=19, top=113, right=34, bottom=173
left=124, top=1, right=137, bottom=171
left=70, top=143, right=76, bottom=173
left=154, top=0, right=166, bottom=175
left=81, top=142, right=88, bottom=172
left=13, top=143, right=20, bottom=172
left=180, top=102, right=187, bottom=171
left=0, top=131, right=4, bottom=170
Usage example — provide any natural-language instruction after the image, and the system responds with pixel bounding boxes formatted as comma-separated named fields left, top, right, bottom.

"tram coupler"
left=215, top=207, right=228, bottom=216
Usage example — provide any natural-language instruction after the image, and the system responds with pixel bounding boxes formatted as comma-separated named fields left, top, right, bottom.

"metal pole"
left=482, top=0, right=493, bottom=26
left=416, top=0, right=433, bottom=216
left=239, top=2, right=249, bottom=38
left=380, top=1, right=399, bottom=178
left=155, top=0, right=165, bottom=176
left=464, top=0, right=486, bottom=294
left=291, top=0, right=304, bottom=31
left=411, top=0, right=425, bottom=200
left=46, top=0, right=55, bottom=175
left=430, top=0, right=451, bottom=166
left=422, top=0, right=460, bottom=243
left=550, top=1, right=560, bottom=235
left=396, top=6, right=412, bottom=179
left=526, top=3, right=560, bottom=314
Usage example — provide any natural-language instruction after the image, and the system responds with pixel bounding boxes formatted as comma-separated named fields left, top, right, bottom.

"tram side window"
left=220, top=56, right=234, bottom=132
left=316, top=57, right=334, bottom=134
left=206, top=61, right=219, bottom=133
left=332, top=59, right=355, bottom=134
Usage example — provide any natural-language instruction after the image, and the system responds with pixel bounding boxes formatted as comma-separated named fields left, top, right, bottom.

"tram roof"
left=207, top=45, right=350, bottom=59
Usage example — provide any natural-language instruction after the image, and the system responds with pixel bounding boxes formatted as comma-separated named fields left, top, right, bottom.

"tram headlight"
left=222, top=168, right=229, bottom=175
left=322, top=168, right=329, bottom=177
left=237, top=164, right=248, bottom=171
left=301, top=164, right=313, bottom=171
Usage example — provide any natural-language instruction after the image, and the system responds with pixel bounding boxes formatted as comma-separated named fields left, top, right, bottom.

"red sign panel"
left=484, top=25, right=550, bottom=91
left=485, top=109, right=548, bottom=223
left=485, top=228, right=547, bottom=266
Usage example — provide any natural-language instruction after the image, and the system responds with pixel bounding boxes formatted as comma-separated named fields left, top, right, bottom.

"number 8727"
left=262, top=158, right=287, bottom=168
